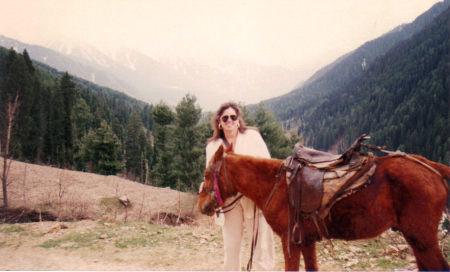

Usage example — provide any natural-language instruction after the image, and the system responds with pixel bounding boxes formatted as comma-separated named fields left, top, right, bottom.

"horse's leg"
left=401, top=231, right=449, bottom=271
left=385, top=158, right=449, bottom=271
left=397, top=204, right=449, bottom=270
left=281, top=234, right=301, bottom=271
left=301, top=241, right=318, bottom=271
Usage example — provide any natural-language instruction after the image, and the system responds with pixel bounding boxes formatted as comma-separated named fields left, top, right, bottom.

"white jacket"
left=205, top=128, right=270, bottom=167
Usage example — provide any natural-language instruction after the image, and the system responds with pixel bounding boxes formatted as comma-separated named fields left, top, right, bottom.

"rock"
left=47, top=223, right=68, bottom=233
left=344, top=258, right=358, bottom=268
left=119, top=196, right=131, bottom=207
left=397, top=244, right=410, bottom=252
left=348, top=245, right=360, bottom=253
left=384, top=245, right=398, bottom=255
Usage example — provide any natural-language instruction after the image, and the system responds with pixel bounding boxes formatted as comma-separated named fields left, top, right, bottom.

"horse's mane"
left=226, top=152, right=282, bottom=172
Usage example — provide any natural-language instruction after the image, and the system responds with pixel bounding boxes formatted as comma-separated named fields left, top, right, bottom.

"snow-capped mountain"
left=0, top=35, right=303, bottom=110
left=47, top=39, right=114, bottom=69
left=0, top=35, right=137, bottom=96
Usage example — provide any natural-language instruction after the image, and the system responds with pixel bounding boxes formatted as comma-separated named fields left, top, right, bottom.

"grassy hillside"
left=1, top=157, right=198, bottom=223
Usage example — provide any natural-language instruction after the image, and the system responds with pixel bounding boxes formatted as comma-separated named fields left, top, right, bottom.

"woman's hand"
left=199, top=181, right=205, bottom=193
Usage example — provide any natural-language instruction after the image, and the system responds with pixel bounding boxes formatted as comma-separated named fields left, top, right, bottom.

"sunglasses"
left=221, top=115, right=238, bottom=122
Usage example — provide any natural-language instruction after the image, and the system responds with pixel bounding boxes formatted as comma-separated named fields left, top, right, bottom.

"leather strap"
left=246, top=205, right=259, bottom=271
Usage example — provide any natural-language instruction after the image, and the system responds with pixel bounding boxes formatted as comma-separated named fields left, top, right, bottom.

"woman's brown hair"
left=207, top=102, right=249, bottom=144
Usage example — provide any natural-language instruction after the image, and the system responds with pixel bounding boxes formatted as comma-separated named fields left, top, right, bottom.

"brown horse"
left=198, top=145, right=450, bottom=271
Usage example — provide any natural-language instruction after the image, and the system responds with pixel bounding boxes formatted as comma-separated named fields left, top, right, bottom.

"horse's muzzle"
left=199, top=202, right=215, bottom=216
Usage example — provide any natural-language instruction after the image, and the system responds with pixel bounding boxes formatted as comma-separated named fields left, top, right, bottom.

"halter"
left=203, top=154, right=242, bottom=213
left=209, top=159, right=225, bottom=206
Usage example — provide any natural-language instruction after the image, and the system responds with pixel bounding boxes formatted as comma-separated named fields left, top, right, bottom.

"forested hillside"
left=259, top=1, right=448, bottom=163
left=262, top=1, right=448, bottom=124
left=0, top=46, right=294, bottom=192
left=301, top=6, right=449, bottom=163
left=0, top=46, right=154, bottom=178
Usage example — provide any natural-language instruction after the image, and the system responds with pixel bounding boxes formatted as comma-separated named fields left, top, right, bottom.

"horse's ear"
left=225, top=143, right=233, bottom=153
left=212, top=145, right=225, bottom=162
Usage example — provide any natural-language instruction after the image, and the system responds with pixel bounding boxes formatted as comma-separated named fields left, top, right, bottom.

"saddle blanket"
left=318, top=156, right=377, bottom=219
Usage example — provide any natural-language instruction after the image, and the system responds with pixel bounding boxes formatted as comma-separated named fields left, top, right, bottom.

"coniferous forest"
left=0, top=47, right=293, bottom=192
left=302, top=6, right=449, bottom=163
left=264, top=4, right=449, bottom=164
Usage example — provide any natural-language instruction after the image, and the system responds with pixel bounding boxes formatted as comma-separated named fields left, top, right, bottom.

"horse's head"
left=198, top=145, right=236, bottom=216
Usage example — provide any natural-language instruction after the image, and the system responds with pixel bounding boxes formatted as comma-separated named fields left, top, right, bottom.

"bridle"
left=202, top=154, right=243, bottom=213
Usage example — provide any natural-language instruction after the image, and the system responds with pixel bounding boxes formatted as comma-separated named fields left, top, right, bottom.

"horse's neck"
left=227, top=154, right=281, bottom=209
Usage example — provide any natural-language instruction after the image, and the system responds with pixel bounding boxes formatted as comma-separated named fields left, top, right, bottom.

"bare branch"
left=1, top=93, right=21, bottom=207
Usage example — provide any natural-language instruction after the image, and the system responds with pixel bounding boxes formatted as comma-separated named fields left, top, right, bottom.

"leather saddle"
left=283, top=134, right=377, bottom=244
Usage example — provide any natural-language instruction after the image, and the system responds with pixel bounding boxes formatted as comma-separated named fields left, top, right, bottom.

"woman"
left=203, top=102, right=275, bottom=271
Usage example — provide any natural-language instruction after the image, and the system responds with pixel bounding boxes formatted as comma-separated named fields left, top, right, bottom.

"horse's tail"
left=408, top=154, right=450, bottom=181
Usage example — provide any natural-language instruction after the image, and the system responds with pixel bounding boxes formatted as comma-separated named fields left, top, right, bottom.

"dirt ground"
left=0, top=220, right=225, bottom=271
left=0, top=219, right=432, bottom=271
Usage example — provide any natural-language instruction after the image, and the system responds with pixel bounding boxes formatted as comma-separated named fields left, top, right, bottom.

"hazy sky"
left=0, top=0, right=442, bottom=69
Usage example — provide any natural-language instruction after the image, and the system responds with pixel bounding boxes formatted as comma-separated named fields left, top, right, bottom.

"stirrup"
left=291, top=222, right=302, bottom=245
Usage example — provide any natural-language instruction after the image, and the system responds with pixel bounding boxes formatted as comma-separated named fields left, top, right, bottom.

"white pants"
left=219, top=196, right=275, bottom=271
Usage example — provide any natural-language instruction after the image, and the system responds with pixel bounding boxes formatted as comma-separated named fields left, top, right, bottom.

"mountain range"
left=0, top=35, right=304, bottom=111
left=259, top=0, right=449, bottom=124
left=1, top=0, right=448, bottom=164
left=260, top=0, right=449, bottom=162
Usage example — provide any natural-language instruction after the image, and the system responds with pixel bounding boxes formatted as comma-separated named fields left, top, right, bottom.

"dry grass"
left=0, top=158, right=201, bottom=223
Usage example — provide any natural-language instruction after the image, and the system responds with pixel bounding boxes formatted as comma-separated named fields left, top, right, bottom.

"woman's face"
left=219, top=107, right=239, bottom=134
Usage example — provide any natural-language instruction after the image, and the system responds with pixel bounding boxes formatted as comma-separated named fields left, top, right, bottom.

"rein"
left=216, top=195, right=244, bottom=214
left=262, top=162, right=294, bottom=257
left=263, top=163, right=285, bottom=215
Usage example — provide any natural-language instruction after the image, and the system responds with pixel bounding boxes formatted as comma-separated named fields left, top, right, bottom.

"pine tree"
left=50, top=80, right=65, bottom=166
left=78, top=121, right=123, bottom=175
left=253, top=103, right=291, bottom=158
left=125, top=111, right=145, bottom=180
left=40, top=86, right=54, bottom=164
left=59, top=72, right=76, bottom=167
left=173, top=95, right=203, bottom=191
left=72, top=98, right=93, bottom=170
left=72, top=98, right=93, bottom=140
left=3, top=52, right=37, bottom=160
left=138, top=128, right=153, bottom=184
left=22, top=49, right=35, bottom=74
left=141, top=104, right=154, bottom=130
left=4, top=48, right=16, bottom=73
left=152, top=102, right=176, bottom=188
